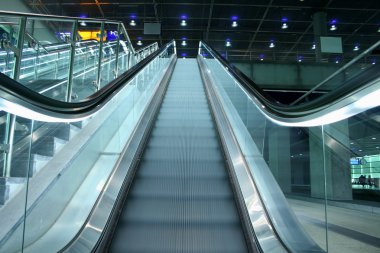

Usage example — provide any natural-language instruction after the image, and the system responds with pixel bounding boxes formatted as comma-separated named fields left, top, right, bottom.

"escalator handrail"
left=199, top=41, right=380, bottom=123
left=290, top=39, right=380, bottom=105
left=0, top=40, right=175, bottom=121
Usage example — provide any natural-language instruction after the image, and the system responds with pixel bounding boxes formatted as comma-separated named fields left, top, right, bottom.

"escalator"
left=0, top=13, right=379, bottom=253
left=108, top=59, right=249, bottom=252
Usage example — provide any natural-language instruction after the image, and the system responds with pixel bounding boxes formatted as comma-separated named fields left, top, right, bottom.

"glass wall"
left=0, top=36, right=174, bottom=252
left=199, top=42, right=380, bottom=253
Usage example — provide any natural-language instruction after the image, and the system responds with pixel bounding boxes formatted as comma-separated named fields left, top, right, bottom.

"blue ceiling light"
left=231, top=16, right=238, bottom=28
left=353, top=43, right=360, bottom=51
left=297, top=55, right=303, bottom=62
left=136, top=36, right=143, bottom=46
left=329, top=19, right=337, bottom=31
left=371, top=58, right=376, bottom=65
left=79, top=14, right=87, bottom=26
left=181, top=52, right=187, bottom=58
left=335, top=56, right=341, bottom=64
left=130, top=14, right=137, bottom=26
left=269, top=39, right=275, bottom=48
left=181, top=37, right=187, bottom=46
left=225, top=38, right=231, bottom=47
left=259, top=53, right=265, bottom=61
left=281, top=17, right=288, bottom=29
left=180, top=15, right=188, bottom=27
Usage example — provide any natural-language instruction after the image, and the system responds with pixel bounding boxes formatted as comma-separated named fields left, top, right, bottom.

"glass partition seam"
left=321, top=125, right=329, bottom=252
left=65, top=21, right=77, bottom=102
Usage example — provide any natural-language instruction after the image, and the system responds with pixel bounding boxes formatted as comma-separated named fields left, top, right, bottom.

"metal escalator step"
left=147, top=136, right=220, bottom=148
left=119, top=197, right=240, bottom=224
left=130, top=177, right=233, bottom=198
left=142, top=146, right=223, bottom=161
left=150, top=127, right=216, bottom=137
left=110, top=222, right=247, bottom=253
left=137, top=160, right=227, bottom=178
left=110, top=59, right=248, bottom=253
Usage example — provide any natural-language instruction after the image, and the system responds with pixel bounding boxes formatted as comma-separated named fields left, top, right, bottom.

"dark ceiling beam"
left=152, top=0, right=163, bottom=45
left=244, top=0, right=273, bottom=58
left=27, top=2, right=380, bottom=12
left=343, top=10, right=380, bottom=43
left=205, top=0, right=214, bottom=42
left=94, top=0, right=105, bottom=18
left=281, top=0, right=333, bottom=60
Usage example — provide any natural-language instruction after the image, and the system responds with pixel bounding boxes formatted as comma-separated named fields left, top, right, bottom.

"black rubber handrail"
left=0, top=40, right=175, bottom=119
left=200, top=41, right=380, bottom=118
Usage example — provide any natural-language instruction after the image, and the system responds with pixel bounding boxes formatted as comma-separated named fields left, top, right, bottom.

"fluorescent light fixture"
left=330, top=24, right=337, bottom=31
left=329, top=19, right=337, bottom=31
left=281, top=17, right=288, bottom=29
left=225, top=39, right=231, bottom=47
left=130, top=20, right=136, bottom=26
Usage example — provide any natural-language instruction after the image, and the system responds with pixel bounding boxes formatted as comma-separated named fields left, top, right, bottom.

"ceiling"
left=27, top=0, right=380, bottom=63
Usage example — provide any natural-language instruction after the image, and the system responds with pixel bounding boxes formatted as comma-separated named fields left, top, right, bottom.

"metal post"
left=113, top=24, right=121, bottom=77
left=3, top=17, right=27, bottom=177
left=96, top=22, right=105, bottom=90
left=4, top=114, right=16, bottom=178
left=66, top=20, right=78, bottom=102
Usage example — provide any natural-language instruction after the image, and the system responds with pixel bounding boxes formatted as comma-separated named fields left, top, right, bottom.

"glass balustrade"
left=0, top=40, right=175, bottom=253
left=199, top=42, right=380, bottom=253
left=0, top=11, right=159, bottom=102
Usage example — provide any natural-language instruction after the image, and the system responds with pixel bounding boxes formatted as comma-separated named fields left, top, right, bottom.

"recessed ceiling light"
left=372, top=137, right=376, bottom=140
left=329, top=19, right=337, bottom=31
left=269, top=40, right=275, bottom=48
left=232, top=21, right=238, bottom=28
left=225, top=38, right=231, bottom=47
left=130, top=20, right=136, bottom=26
left=311, top=43, right=316, bottom=50
left=181, top=40, right=187, bottom=46
left=281, top=17, right=288, bottom=29
left=137, top=40, right=142, bottom=46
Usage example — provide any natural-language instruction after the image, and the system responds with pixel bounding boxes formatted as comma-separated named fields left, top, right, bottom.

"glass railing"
left=290, top=40, right=380, bottom=105
left=0, top=39, right=176, bottom=253
left=199, top=41, right=380, bottom=253
left=0, top=11, right=158, bottom=102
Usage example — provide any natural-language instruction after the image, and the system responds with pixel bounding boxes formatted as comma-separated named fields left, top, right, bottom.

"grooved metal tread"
left=109, top=59, right=248, bottom=253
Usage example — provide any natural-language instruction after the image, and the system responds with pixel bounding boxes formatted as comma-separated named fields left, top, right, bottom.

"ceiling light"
left=359, top=149, right=362, bottom=152
left=269, top=41, right=275, bottom=48
left=353, top=44, right=360, bottom=51
left=225, top=39, right=231, bottom=47
left=376, top=146, right=379, bottom=149
left=297, top=56, right=303, bottom=62
left=372, top=59, right=376, bottom=65
left=232, top=21, right=238, bottom=28
left=311, top=42, right=316, bottom=50
left=281, top=17, right=288, bottom=29
left=329, top=19, right=337, bottom=31
left=130, top=20, right=136, bottom=26
left=259, top=54, right=264, bottom=61
left=181, top=40, right=187, bottom=46
left=80, top=21, right=87, bottom=26
left=137, top=40, right=142, bottom=46
left=372, top=137, right=376, bottom=140
left=378, top=27, right=380, bottom=33
left=180, top=15, right=188, bottom=27
left=181, top=53, right=187, bottom=59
